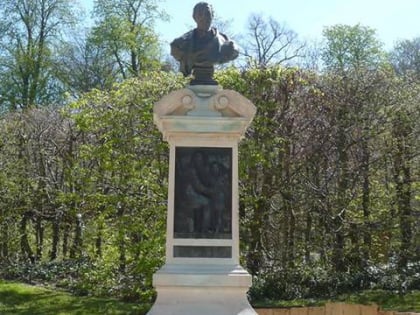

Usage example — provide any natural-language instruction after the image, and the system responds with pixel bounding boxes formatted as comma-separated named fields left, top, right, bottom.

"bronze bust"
left=170, top=2, right=239, bottom=85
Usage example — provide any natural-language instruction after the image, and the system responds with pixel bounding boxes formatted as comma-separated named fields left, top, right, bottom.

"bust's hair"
left=193, top=2, right=214, bottom=20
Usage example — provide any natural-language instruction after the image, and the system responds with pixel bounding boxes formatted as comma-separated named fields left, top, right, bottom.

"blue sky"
left=82, top=0, right=420, bottom=51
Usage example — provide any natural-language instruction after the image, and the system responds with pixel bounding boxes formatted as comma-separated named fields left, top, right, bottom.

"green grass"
left=252, top=299, right=325, bottom=309
left=337, top=289, right=420, bottom=312
left=252, top=289, right=420, bottom=312
left=0, top=280, right=149, bottom=315
left=1, top=280, right=419, bottom=314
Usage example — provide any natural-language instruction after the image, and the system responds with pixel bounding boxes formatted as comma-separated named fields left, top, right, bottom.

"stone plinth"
left=148, top=85, right=257, bottom=315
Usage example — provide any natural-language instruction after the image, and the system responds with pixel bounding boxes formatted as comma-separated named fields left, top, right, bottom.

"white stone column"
left=148, top=85, right=257, bottom=315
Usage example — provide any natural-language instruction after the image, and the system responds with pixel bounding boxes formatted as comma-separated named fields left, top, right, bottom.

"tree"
left=241, top=13, right=304, bottom=68
left=0, top=0, right=80, bottom=111
left=321, top=24, right=383, bottom=73
left=57, top=31, right=119, bottom=96
left=91, top=0, right=167, bottom=79
left=321, top=24, right=387, bottom=271
left=390, top=37, right=420, bottom=79
left=0, top=71, right=187, bottom=300
left=387, top=73, right=419, bottom=270
left=389, top=38, right=420, bottom=267
left=62, top=72, right=186, bottom=299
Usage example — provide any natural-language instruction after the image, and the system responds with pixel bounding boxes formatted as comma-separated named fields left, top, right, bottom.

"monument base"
left=147, top=264, right=257, bottom=315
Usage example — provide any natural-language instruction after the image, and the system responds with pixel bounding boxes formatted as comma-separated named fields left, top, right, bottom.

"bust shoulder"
left=171, top=30, right=195, bottom=48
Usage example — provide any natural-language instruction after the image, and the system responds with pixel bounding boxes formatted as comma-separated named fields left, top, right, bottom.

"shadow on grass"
left=341, top=289, right=420, bottom=312
left=0, top=282, right=149, bottom=315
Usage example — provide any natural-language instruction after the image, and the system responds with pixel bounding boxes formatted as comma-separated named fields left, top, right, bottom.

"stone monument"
left=147, top=2, right=257, bottom=314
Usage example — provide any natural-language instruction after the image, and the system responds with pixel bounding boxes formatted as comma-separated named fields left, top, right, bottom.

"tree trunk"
left=304, top=210, right=312, bottom=264
left=332, top=215, right=346, bottom=272
left=130, top=50, right=138, bottom=76
left=361, top=140, right=371, bottom=264
left=393, top=117, right=412, bottom=270
left=349, top=222, right=362, bottom=269
left=35, top=216, right=44, bottom=260
left=70, top=214, right=83, bottom=259
left=117, top=204, right=127, bottom=273
left=246, top=197, right=266, bottom=276
left=0, top=211, right=8, bottom=259
left=284, top=139, right=295, bottom=268
left=62, top=222, right=70, bottom=258
left=333, top=106, right=349, bottom=272
left=319, top=206, right=329, bottom=264
left=285, top=192, right=295, bottom=268
left=118, top=238, right=126, bottom=273
left=50, top=216, right=60, bottom=261
left=20, top=212, right=35, bottom=263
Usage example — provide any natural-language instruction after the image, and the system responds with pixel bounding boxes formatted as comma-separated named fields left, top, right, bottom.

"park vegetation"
left=0, top=0, right=419, bottom=307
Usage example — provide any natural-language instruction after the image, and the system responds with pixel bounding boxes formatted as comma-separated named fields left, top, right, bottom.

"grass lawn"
left=1, top=280, right=419, bottom=314
left=252, top=289, right=420, bottom=312
left=338, top=289, right=420, bottom=312
left=0, top=280, right=149, bottom=315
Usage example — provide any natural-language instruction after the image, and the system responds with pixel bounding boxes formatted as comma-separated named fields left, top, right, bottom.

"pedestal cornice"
left=153, top=85, right=256, bottom=142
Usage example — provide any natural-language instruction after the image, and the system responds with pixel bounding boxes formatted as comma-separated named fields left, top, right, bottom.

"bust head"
left=193, top=2, right=213, bottom=32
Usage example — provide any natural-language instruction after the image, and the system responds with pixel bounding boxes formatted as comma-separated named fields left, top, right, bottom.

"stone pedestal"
left=148, top=85, right=257, bottom=315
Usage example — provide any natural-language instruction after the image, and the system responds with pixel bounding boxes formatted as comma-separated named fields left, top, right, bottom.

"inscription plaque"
left=174, top=246, right=232, bottom=258
left=174, top=147, right=232, bottom=239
